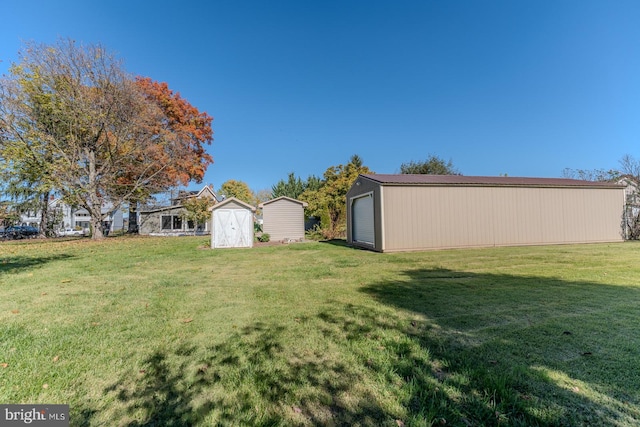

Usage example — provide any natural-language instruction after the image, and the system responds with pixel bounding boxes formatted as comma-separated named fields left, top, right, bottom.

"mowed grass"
left=1, top=237, right=640, bottom=426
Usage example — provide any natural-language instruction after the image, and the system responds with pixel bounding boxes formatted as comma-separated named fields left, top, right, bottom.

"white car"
left=59, top=228, right=85, bottom=237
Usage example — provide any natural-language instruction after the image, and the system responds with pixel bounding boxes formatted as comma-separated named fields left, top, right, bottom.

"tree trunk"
left=128, top=201, right=139, bottom=233
left=87, top=148, right=104, bottom=240
left=38, top=191, right=50, bottom=238
left=91, top=214, right=104, bottom=239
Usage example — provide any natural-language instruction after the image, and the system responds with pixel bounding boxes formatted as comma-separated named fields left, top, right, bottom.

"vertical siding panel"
left=434, top=188, right=445, bottom=248
left=581, top=189, right=591, bottom=241
left=383, top=188, right=396, bottom=250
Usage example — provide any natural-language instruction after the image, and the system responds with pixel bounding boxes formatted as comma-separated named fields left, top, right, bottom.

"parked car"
left=58, top=228, right=85, bottom=237
left=1, top=225, right=39, bottom=240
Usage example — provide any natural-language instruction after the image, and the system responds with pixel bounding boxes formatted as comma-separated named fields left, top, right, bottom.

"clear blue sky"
left=2, top=1, right=639, bottom=192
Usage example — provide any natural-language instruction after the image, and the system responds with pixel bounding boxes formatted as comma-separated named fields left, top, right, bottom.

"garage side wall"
left=381, top=185, right=624, bottom=252
left=262, top=199, right=305, bottom=241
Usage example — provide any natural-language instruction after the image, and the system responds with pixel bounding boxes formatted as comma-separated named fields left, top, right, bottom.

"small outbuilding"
left=209, top=197, right=256, bottom=248
left=258, top=196, right=308, bottom=242
left=347, top=174, right=625, bottom=252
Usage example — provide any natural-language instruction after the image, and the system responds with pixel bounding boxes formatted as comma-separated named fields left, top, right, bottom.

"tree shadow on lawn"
left=0, top=254, right=74, bottom=275
left=77, top=269, right=640, bottom=426
left=94, top=322, right=390, bottom=426
left=357, top=267, right=640, bottom=426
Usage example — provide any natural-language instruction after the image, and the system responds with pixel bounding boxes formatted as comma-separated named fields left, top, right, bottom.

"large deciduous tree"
left=219, top=180, right=255, bottom=205
left=123, top=77, right=213, bottom=232
left=0, top=38, right=213, bottom=239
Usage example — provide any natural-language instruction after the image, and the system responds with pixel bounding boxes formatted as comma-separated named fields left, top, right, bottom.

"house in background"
left=139, top=185, right=217, bottom=236
left=618, top=175, right=640, bottom=239
left=18, top=197, right=124, bottom=235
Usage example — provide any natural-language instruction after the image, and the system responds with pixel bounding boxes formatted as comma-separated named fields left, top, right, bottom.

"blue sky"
left=2, top=1, right=639, bottom=192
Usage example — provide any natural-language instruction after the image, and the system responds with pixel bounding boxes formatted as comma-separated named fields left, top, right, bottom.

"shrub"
left=257, top=233, right=270, bottom=242
left=305, top=224, right=325, bottom=241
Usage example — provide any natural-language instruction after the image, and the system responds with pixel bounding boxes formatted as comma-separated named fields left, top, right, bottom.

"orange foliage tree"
left=120, top=77, right=214, bottom=231
left=0, top=39, right=214, bottom=239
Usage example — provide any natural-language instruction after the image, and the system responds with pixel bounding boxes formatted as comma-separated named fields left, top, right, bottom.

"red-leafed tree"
left=134, top=77, right=213, bottom=185
left=121, top=77, right=214, bottom=232
left=0, top=38, right=214, bottom=239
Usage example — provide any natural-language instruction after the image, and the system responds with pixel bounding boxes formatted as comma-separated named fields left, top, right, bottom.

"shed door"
left=213, top=209, right=253, bottom=248
left=352, top=193, right=375, bottom=245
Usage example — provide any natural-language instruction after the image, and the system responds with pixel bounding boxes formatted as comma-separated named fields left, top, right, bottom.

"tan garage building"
left=346, top=174, right=625, bottom=252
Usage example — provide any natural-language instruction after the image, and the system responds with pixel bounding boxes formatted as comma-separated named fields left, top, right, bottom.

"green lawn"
left=1, top=237, right=639, bottom=426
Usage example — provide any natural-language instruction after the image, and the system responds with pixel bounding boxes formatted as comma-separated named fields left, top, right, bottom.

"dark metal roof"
left=360, top=174, right=623, bottom=188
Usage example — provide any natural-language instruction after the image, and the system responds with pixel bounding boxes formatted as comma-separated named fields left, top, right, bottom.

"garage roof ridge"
left=359, top=174, right=623, bottom=188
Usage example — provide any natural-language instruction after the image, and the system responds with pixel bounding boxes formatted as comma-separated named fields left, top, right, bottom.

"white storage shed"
left=209, top=198, right=256, bottom=248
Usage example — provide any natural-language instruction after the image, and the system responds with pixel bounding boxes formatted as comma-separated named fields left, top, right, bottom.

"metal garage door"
left=213, top=209, right=253, bottom=248
left=352, top=193, right=374, bottom=245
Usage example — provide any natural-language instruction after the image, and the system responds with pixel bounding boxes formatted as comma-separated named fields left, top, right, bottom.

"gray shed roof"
left=360, top=174, right=623, bottom=189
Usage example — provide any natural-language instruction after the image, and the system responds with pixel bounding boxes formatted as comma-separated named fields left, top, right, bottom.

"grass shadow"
left=0, top=254, right=75, bottom=275
left=355, top=267, right=640, bottom=426
left=98, top=322, right=390, bottom=426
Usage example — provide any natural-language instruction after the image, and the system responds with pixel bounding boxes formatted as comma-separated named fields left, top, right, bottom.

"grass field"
left=1, top=237, right=640, bottom=426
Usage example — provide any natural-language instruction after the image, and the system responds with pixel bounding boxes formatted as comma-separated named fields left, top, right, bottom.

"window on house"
left=161, top=215, right=184, bottom=230
left=161, top=216, right=172, bottom=230
left=173, top=216, right=182, bottom=230
left=187, top=220, right=195, bottom=230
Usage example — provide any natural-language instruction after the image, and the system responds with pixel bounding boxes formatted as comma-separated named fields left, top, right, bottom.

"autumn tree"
left=220, top=179, right=255, bottom=205
left=300, top=155, right=371, bottom=239
left=111, top=77, right=214, bottom=233
left=400, top=154, right=459, bottom=175
left=0, top=39, right=213, bottom=239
